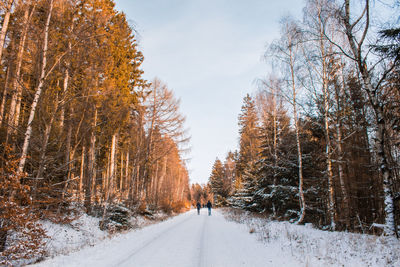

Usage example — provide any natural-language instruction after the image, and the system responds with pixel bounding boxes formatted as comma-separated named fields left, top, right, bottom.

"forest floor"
left=31, top=208, right=400, bottom=267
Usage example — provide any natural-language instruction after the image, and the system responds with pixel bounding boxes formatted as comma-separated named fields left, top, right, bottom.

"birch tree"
left=333, top=0, right=398, bottom=236
left=302, top=0, right=339, bottom=229
left=269, top=18, right=306, bottom=224
left=18, top=0, right=54, bottom=174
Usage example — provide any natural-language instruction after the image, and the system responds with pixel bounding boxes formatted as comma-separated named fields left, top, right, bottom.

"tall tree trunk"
left=36, top=92, right=59, bottom=179
left=289, top=43, right=306, bottom=224
left=272, top=86, right=278, bottom=217
left=18, top=0, right=54, bottom=174
left=343, top=0, right=396, bottom=236
left=84, top=108, right=97, bottom=214
left=156, top=156, right=167, bottom=206
left=0, top=66, right=11, bottom=126
left=8, top=1, right=34, bottom=135
left=59, top=25, right=73, bottom=129
left=79, top=146, right=85, bottom=201
left=119, top=151, right=123, bottom=194
left=337, top=60, right=350, bottom=228
left=125, top=151, right=129, bottom=199
left=59, top=68, right=69, bottom=128
left=324, top=86, right=336, bottom=230
left=102, top=133, right=117, bottom=221
left=0, top=0, right=14, bottom=62
left=321, top=48, right=336, bottom=230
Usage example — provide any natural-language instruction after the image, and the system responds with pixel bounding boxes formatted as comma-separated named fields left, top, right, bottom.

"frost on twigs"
left=0, top=145, right=47, bottom=266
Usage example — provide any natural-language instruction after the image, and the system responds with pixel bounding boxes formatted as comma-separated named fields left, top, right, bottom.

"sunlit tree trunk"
left=106, top=133, right=117, bottom=203
left=8, top=1, right=34, bottom=135
left=79, top=146, right=85, bottom=201
left=18, top=0, right=54, bottom=174
left=0, top=67, right=11, bottom=126
left=0, top=0, right=14, bottom=62
left=59, top=25, right=73, bottom=129
left=85, top=108, right=97, bottom=213
left=36, top=92, right=60, bottom=179
left=124, top=151, right=129, bottom=199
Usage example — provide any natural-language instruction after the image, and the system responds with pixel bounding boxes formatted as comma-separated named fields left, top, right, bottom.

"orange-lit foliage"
left=0, top=146, right=47, bottom=265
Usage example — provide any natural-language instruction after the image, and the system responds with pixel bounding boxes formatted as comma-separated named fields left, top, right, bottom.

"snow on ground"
left=31, top=208, right=400, bottom=267
left=32, top=209, right=299, bottom=267
left=223, top=208, right=400, bottom=267
left=40, top=213, right=108, bottom=257
left=34, top=210, right=169, bottom=265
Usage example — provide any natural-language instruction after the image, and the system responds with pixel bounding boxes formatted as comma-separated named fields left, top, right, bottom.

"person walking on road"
left=196, top=202, right=201, bottom=215
left=207, top=201, right=212, bottom=216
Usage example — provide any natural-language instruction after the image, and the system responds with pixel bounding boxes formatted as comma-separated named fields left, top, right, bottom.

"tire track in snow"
left=114, top=215, right=193, bottom=267
left=198, top=214, right=207, bottom=267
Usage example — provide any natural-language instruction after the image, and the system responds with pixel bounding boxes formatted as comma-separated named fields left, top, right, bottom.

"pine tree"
left=236, top=94, right=261, bottom=180
left=209, top=158, right=227, bottom=206
left=229, top=94, right=262, bottom=208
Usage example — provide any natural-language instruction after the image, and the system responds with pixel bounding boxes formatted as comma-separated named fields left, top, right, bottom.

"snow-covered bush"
left=99, top=204, right=132, bottom=232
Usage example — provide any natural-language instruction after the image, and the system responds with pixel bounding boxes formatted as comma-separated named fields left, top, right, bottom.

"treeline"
left=190, top=183, right=212, bottom=207
left=0, top=0, right=190, bottom=261
left=209, top=0, right=400, bottom=237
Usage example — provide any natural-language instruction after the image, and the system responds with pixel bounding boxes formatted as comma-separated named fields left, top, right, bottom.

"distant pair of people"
left=196, top=201, right=212, bottom=216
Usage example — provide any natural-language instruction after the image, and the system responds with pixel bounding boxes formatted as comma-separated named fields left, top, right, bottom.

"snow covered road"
left=34, top=209, right=298, bottom=267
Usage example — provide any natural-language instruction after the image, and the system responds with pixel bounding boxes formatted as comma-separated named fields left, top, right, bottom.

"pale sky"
left=114, top=0, right=304, bottom=184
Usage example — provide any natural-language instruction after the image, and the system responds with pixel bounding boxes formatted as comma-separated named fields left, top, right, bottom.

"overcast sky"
left=113, top=0, right=304, bottom=184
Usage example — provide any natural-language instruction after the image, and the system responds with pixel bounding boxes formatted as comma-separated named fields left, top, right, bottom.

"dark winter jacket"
left=196, top=202, right=201, bottom=209
left=207, top=201, right=212, bottom=209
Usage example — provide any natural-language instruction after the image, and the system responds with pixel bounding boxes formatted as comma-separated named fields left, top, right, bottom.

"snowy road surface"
left=34, top=209, right=298, bottom=267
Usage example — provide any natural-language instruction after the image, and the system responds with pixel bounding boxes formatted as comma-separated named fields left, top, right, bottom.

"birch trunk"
left=102, top=133, right=117, bottom=220
left=0, top=0, right=14, bottom=62
left=288, top=40, right=306, bottom=224
left=343, top=0, right=396, bottom=236
left=272, top=87, right=278, bottom=217
left=320, top=38, right=336, bottom=230
left=337, top=61, right=350, bottom=228
left=59, top=68, right=69, bottom=128
left=18, top=0, right=54, bottom=174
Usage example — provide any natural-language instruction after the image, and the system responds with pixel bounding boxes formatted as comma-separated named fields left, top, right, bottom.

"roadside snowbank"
left=223, top=208, right=400, bottom=267
left=30, top=211, right=172, bottom=265
left=40, top=214, right=108, bottom=257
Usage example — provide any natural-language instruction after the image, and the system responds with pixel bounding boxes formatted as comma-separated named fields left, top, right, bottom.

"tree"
left=268, top=18, right=306, bottom=223
left=18, top=0, right=54, bottom=174
left=236, top=94, right=261, bottom=182
left=334, top=0, right=399, bottom=236
left=209, top=158, right=228, bottom=206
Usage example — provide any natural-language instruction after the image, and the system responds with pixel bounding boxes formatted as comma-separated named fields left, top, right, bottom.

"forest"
left=0, top=0, right=399, bottom=264
left=0, top=0, right=191, bottom=262
left=207, top=0, right=400, bottom=237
